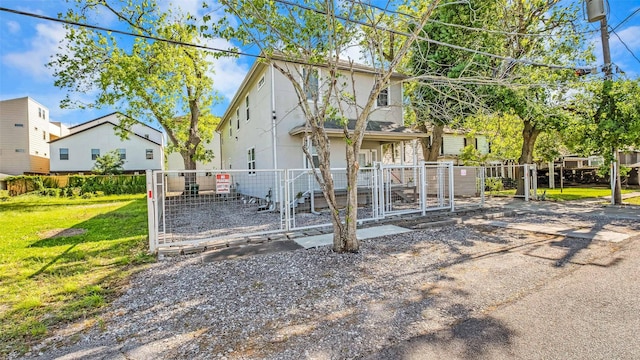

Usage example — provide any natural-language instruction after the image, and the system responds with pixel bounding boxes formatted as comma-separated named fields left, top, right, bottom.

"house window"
left=38, top=108, right=42, bottom=118
left=245, top=96, right=250, bottom=122
left=463, top=138, right=468, bottom=148
left=303, top=68, right=319, bottom=100
left=236, top=108, right=240, bottom=130
left=144, top=134, right=150, bottom=139
left=118, top=148, right=126, bottom=160
left=42, top=110, right=46, bottom=119
left=258, top=75, right=265, bottom=90
left=305, top=138, right=320, bottom=168
left=14, top=123, right=23, bottom=127
left=146, top=149, right=154, bottom=159
left=474, top=138, right=479, bottom=150
left=377, top=87, right=389, bottom=107
left=229, top=123, right=232, bottom=137
left=247, top=147, right=256, bottom=175
left=15, top=149, right=26, bottom=153
left=60, top=148, right=69, bottom=160
left=91, top=148, right=100, bottom=160
left=42, top=131, right=46, bottom=140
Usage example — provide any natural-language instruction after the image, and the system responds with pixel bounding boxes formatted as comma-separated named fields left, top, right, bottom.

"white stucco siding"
left=50, top=123, right=163, bottom=173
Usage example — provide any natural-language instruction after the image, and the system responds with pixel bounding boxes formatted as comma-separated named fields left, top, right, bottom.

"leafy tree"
left=48, top=0, right=224, bottom=177
left=405, top=0, right=501, bottom=161
left=485, top=0, right=592, bottom=195
left=92, top=150, right=124, bottom=175
left=566, top=78, right=640, bottom=203
left=217, top=0, right=441, bottom=252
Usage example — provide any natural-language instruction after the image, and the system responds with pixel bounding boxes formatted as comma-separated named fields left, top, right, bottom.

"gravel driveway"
left=18, top=208, right=639, bottom=360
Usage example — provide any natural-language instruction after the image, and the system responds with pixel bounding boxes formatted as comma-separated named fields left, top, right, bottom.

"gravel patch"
left=17, top=209, right=637, bottom=360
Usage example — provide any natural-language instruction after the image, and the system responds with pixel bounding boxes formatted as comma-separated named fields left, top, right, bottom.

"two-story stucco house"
left=0, top=97, right=69, bottom=176
left=216, top=58, right=427, bottom=173
left=49, top=113, right=164, bottom=174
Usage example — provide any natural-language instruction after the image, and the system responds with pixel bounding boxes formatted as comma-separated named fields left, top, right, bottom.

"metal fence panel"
left=380, top=164, right=424, bottom=216
left=152, top=169, right=284, bottom=248
left=286, top=168, right=377, bottom=230
left=453, top=166, right=485, bottom=209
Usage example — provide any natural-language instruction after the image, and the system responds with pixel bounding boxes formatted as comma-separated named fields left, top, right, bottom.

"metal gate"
left=378, top=162, right=453, bottom=217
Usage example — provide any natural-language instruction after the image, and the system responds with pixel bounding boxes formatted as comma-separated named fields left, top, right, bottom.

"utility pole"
left=587, top=0, right=620, bottom=204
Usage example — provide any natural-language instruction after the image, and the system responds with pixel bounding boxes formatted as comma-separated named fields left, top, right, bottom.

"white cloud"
left=610, top=25, right=640, bottom=58
left=6, top=20, right=20, bottom=34
left=202, top=38, right=250, bottom=101
left=1, top=22, right=66, bottom=79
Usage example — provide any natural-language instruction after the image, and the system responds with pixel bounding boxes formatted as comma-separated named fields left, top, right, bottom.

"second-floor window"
left=146, top=149, right=154, bottom=160
left=91, top=149, right=100, bottom=160
left=236, top=108, right=240, bottom=130
left=377, top=87, right=389, bottom=107
left=245, top=95, right=250, bottom=122
left=60, top=148, right=69, bottom=160
left=119, top=148, right=126, bottom=160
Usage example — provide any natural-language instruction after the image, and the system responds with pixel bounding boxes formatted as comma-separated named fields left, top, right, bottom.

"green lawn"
left=624, top=197, right=640, bottom=205
left=0, top=194, right=154, bottom=356
left=488, top=187, right=636, bottom=201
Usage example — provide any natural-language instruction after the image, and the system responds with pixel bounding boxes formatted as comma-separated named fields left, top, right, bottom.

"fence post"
left=449, top=162, right=455, bottom=212
left=145, top=170, right=157, bottom=254
left=524, top=164, right=530, bottom=202
left=480, top=166, right=486, bottom=207
left=284, top=170, right=291, bottom=231
left=420, top=161, right=427, bottom=216
left=532, top=164, right=538, bottom=200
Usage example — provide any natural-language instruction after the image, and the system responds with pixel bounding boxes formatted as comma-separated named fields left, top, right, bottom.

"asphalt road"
left=365, top=231, right=640, bottom=360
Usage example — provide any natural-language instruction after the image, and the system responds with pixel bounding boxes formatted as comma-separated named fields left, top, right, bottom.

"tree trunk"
left=333, top=145, right=359, bottom=252
left=418, top=122, right=444, bottom=162
left=516, top=120, right=541, bottom=196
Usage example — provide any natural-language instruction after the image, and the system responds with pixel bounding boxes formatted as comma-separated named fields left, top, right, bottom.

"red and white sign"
left=216, top=173, right=231, bottom=194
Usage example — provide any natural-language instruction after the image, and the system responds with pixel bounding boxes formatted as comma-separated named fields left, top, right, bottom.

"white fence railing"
left=146, top=163, right=537, bottom=252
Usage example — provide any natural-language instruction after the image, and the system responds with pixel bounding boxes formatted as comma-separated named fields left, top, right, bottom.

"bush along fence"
left=5, top=174, right=146, bottom=197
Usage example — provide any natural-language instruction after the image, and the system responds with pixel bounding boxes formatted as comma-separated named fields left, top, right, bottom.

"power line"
left=611, top=8, right=640, bottom=31
left=345, top=0, right=599, bottom=38
left=0, top=6, right=260, bottom=59
left=610, top=28, right=640, bottom=65
left=0, top=3, right=589, bottom=76
left=269, top=0, right=589, bottom=71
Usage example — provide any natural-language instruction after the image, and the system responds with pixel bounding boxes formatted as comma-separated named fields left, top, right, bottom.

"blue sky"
left=1, top=0, right=639, bottom=128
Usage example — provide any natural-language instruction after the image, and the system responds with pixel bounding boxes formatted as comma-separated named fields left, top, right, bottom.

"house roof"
left=68, top=112, right=162, bottom=134
left=216, top=54, right=407, bottom=132
left=49, top=121, right=162, bottom=146
left=289, top=119, right=429, bottom=141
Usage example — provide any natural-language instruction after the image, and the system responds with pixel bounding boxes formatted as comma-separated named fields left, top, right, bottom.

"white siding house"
left=49, top=113, right=164, bottom=173
left=216, top=58, right=427, bottom=172
left=0, top=97, right=58, bottom=175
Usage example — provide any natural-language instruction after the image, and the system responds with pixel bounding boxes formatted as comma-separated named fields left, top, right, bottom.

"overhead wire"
left=270, top=0, right=590, bottom=71
left=610, top=28, right=640, bottom=65
left=1, top=2, right=589, bottom=75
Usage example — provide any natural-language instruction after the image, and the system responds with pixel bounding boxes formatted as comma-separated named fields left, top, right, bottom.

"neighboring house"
left=49, top=113, right=164, bottom=174
left=383, top=129, right=491, bottom=165
left=166, top=132, right=221, bottom=170
left=216, top=58, right=427, bottom=173
left=0, top=97, right=67, bottom=175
